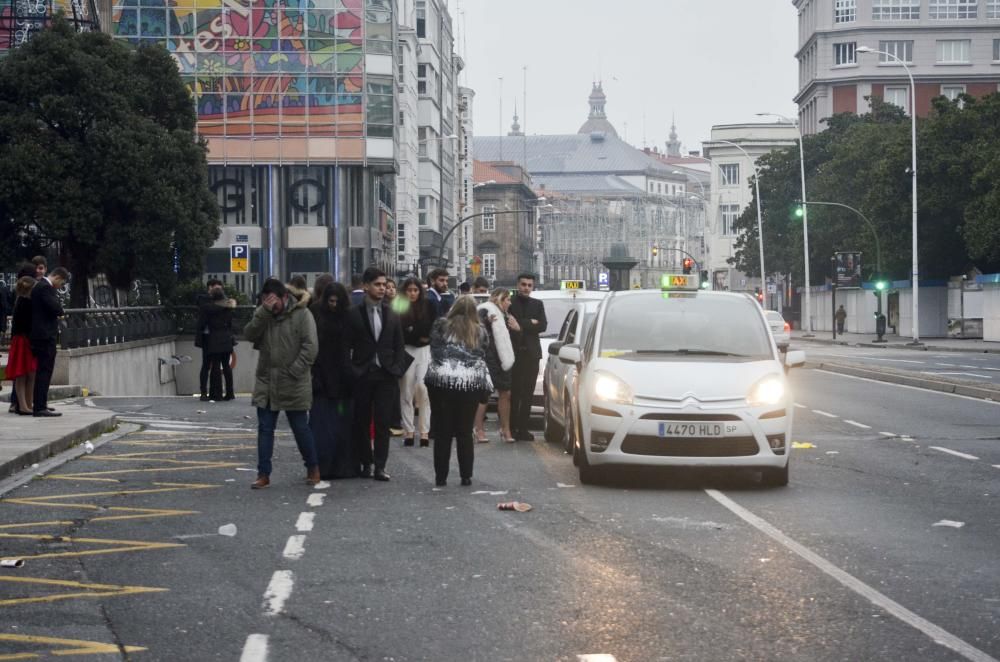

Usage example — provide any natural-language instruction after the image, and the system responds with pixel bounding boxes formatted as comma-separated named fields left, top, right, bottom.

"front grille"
left=639, top=413, right=741, bottom=421
left=620, top=435, right=760, bottom=457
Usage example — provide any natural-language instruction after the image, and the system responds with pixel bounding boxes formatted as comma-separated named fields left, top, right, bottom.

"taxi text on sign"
left=230, top=244, right=249, bottom=274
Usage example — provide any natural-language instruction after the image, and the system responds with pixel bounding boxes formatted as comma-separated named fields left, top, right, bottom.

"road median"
left=0, top=403, right=118, bottom=481
left=805, top=360, right=1000, bottom=402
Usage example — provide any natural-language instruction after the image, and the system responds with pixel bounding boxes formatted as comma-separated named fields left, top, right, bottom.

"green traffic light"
left=794, top=206, right=804, bottom=218
left=875, top=280, right=888, bottom=291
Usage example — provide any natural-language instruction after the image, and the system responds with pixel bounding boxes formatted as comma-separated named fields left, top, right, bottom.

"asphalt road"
left=798, top=342, right=1000, bottom=385
left=1, top=376, right=998, bottom=661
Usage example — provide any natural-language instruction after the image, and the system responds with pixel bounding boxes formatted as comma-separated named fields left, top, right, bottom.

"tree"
left=0, top=16, right=219, bottom=307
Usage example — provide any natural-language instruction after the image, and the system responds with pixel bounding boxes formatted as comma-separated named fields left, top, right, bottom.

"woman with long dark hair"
left=397, top=277, right=436, bottom=447
left=425, top=296, right=493, bottom=486
left=308, top=282, right=356, bottom=479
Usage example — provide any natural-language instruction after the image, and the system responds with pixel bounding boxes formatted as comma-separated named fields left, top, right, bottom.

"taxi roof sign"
left=560, top=279, right=585, bottom=291
left=660, top=274, right=699, bottom=291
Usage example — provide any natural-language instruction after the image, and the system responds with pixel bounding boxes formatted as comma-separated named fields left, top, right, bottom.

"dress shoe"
left=403, top=437, right=414, bottom=447
left=358, top=465, right=372, bottom=479
left=460, top=478, right=472, bottom=486
left=419, top=438, right=430, bottom=448
left=251, top=475, right=270, bottom=489
left=199, top=395, right=210, bottom=402
left=223, top=394, right=235, bottom=401
left=435, top=479, right=446, bottom=487
left=33, top=410, right=62, bottom=417
left=373, top=470, right=391, bottom=482
left=305, top=466, right=321, bottom=485
left=514, top=431, right=535, bottom=442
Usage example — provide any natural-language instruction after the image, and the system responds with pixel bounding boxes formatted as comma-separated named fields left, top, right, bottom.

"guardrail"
left=58, top=306, right=257, bottom=349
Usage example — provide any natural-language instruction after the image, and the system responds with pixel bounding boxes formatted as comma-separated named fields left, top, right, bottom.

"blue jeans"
left=256, top=408, right=318, bottom=477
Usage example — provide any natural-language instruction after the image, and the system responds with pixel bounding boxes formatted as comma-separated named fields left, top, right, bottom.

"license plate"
left=658, top=422, right=731, bottom=438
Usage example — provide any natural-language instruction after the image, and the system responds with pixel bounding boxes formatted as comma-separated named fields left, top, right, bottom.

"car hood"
left=591, top=356, right=782, bottom=403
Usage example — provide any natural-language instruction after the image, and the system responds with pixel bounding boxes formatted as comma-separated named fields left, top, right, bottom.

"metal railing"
left=58, top=306, right=257, bottom=349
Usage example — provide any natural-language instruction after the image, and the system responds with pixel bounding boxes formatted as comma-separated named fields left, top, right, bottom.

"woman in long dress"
left=6, top=277, right=37, bottom=415
left=308, top=282, right=356, bottom=479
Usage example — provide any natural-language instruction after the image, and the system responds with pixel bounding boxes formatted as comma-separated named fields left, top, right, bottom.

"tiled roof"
left=472, top=160, right=521, bottom=185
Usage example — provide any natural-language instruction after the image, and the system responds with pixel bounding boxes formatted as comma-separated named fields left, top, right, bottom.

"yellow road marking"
left=0, top=533, right=183, bottom=561
left=100, top=445, right=252, bottom=458
left=0, top=577, right=166, bottom=608
left=45, top=461, right=242, bottom=479
left=0, top=633, right=144, bottom=659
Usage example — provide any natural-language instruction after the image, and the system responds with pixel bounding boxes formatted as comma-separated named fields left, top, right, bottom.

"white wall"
left=981, top=283, right=1000, bottom=342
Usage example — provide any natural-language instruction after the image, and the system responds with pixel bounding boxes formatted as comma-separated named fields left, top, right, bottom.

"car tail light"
left=783, top=322, right=790, bottom=332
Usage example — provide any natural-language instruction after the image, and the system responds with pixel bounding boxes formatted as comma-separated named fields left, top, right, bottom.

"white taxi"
left=558, top=274, right=805, bottom=486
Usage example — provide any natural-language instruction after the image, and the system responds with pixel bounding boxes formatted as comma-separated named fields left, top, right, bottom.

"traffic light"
left=682, top=257, right=694, bottom=274
left=794, top=205, right=804, bottom=219
left=874, top=278, right=888, bottom=292
left=754, top=288, right=764, bottom=304
left=699, top=270, right=710, bottom=289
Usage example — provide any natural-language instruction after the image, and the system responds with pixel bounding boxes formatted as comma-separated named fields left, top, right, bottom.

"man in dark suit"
left=346, top=267, right=408, bottom=481
left=30, top=267, right=69, bottom=417
left=426, top=268, right=455, bottom=318
left=507, top=273, right=547, bottom=441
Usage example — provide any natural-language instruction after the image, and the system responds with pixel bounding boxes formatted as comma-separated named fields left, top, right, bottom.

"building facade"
left=395, top=0, right=419, bottom=277
left=795, top=0, right=1000, bottom=134
left=456, top=85, right=475, bottom=282
left=471, top=161, right=536, bottom=286
left=703, top=123, right=800, bottom=296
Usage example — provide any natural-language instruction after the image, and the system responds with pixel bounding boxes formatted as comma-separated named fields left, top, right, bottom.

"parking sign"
left=230, top=244, right=249, bottom=273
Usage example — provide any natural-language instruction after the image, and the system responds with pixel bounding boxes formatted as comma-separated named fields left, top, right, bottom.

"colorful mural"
left=109, top=0, right=393, bottom=138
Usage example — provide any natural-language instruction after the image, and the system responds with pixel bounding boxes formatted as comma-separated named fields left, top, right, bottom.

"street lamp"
left=757, top=112, right=813, bottom=335
left=713, top=140, right=766, bottom=303
left=856, top=45, right=920, bottom=345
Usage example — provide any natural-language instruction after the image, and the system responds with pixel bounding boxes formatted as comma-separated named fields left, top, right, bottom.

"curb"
left=0, top=414, right=119, bottom=482
left=794, top=335, right=999, bottom=353
left=806, top=361, right=1000, bottom=402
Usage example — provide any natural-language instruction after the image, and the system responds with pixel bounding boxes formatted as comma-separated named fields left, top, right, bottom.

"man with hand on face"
left=347, top=267, right=408, bottom=481
left=244, top=278, right=320, bottom=489
left=507, top=273, right=546, bottom=441
left=426, top=268, right=455, bottom=318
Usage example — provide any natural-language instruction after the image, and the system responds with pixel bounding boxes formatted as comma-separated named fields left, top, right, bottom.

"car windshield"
left=539, top=298, right=601, bottom=338
left=599, top=293, right=773, bottom=359
left=765, top=311, right=783, bottom=323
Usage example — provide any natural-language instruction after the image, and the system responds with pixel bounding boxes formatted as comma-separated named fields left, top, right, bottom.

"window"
left=416, top=1, right=426, bottom=37
left=994, top=38, right=1000, bottom=60
left=878, top=40, right=914, bottom=63
left=989, top=0, right=1000, bottom=18
left=483, top=253, right=496, bottom=280
left=418, top=196, right=428, bottom=226
left=397, top=223, right=406, bottom=254
left=719, top=204, right=740, bottom=236
left=835, top=0, right=856, bottom=22
left=937, top=39, right=971, bottom=63
left=417, top=64, right=427, bottom=95
left=418, top=127, right=427, bottom=156
left=872, top=0, right=920, bottom=20
left=884, top=86, right=910, bottom=113
left=834, top=41, right=857, bottom=66
left=481, top=205, right=496, bottom=231
left=942, top=84, right=966, bottom=103
left=719, top=164, right=740, bottom=187
left=929, top=0, right=977, bottom=18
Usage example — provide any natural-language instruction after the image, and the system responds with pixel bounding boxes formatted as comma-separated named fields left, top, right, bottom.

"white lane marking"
left=240, top=634, right=269, bottom=662
left=815, top=370, right=1000, bottom=407
left=794, top=403, right=807, bottom=409
left=282, top=535, right=306, bottom=560
left=705, top=490, right=998, bottom=662
left=933, top=520, right=965, bottom=528
left=306, top=493, right=325, bottom=507
left=930, top=446, right=979, bottom=461
left=262, top=570, right=294, bottom=615
left=577, top=656, right=618, bottom=662
left=295, top=512, right=315, bottom=532
left=864, top=357, right=926, bottom=364
left=879, top=432, right=898, bottom=438
left=812, top=409, right=838, bottom=418
left=313, top=481, right=331, bottom=490
left=924, top=371, right=991, bottom=379
left=844, top=420, right=871, bottom=429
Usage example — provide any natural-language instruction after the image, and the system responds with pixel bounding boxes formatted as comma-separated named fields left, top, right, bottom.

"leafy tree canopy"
left=0, top=16, right=219, bottom=306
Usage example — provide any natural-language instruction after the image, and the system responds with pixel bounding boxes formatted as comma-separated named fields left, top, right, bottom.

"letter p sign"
left=230, top=244, right=249, bottom=273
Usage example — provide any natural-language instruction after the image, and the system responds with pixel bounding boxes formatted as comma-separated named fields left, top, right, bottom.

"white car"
left=764, top=310, right=791, bottom=351
left=542, top=298, right=605, bottom=450
left=558, top=276, right=805, bottom=486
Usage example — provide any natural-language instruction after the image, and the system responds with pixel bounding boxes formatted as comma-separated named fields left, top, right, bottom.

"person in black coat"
left=30, top=267, right=69, bottom=417
left=346, top=267, right=409, bottom=481
left=199, top=281, right=237, bottom=401
left=309, top=282, right=356, bottom=479
left=507, top=273, right=547, bottom=441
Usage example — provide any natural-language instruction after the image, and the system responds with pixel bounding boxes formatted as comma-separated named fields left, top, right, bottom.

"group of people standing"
left=4, top=256, right=70, bottom=417
left=246, top=267, right=546, bottom=490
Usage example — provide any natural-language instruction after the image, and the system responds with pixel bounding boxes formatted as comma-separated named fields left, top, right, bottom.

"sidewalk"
left=0, top=393, right=117, bottom=481
left=792, top=330, right=999, bottom=353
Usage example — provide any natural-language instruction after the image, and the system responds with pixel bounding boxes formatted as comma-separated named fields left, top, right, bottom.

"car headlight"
left=593, top=371, right=632, bottom=405
left=747, top=375, right=786, bottom=406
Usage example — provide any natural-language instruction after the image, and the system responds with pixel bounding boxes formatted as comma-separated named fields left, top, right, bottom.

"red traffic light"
left=682, top=258, right=694, bottom=274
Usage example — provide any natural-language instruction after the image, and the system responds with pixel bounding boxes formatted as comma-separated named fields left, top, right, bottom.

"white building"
left=395, top=0, right=420, bottom=277
left=795, top=0, right=1000, bottom=135
left=703, top=123, right=800, bottom=293
left=456, top=86, right=476, bottom=282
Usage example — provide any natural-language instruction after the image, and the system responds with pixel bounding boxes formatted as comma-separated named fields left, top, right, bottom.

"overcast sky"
left=454, top=0, right=799, bottom=154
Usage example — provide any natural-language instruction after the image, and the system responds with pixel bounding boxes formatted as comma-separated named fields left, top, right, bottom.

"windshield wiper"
left=634, top=349, right=750, bottom=357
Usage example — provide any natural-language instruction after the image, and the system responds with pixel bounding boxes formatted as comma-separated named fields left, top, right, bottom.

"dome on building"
left=577, top=82, right=619, bottom=139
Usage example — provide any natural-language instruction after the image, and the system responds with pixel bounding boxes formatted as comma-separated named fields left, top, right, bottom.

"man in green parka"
left=244, top=278, right=320, bottom=489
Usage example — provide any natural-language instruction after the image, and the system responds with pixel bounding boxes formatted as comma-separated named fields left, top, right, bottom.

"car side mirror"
left=785, top=350, right=806, bottom=369
left=548, top=341, right=565, bottom=356
left=558, top=344, right=582, bottom=366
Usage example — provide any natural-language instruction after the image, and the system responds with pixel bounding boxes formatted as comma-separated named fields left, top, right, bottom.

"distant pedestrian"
left=459, top=281, right=471, bottom=295
left=472, top=277, right=490, bottom=295
left=289, top=275, right=308, bottom=291
left=8, top=264, right=35, bottom=413
left=312, top=273, right=334, bottom=303
left=398, top=276, right=436, bottom=448
left=474, top=288, right=516, bottom=443
left=346, top=267, right=409, bottom=481
left=309, top=282, right=356, bottom=479
left=196, top=279, right=236, bottom=401
left=244, top=278, right=320, bottom=489
left=350, top=273, right=365, bottom=307
left=425, top=296, right=494, bottom=486
left=426, top=268, right=455, bottom=317
left=7, top=277, right=37, bottom=415
left=836, top=305, right=847, bottom=334
left=30, top=267, right=68, bottom=417
left=507, top=273, right=546, bottom=441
